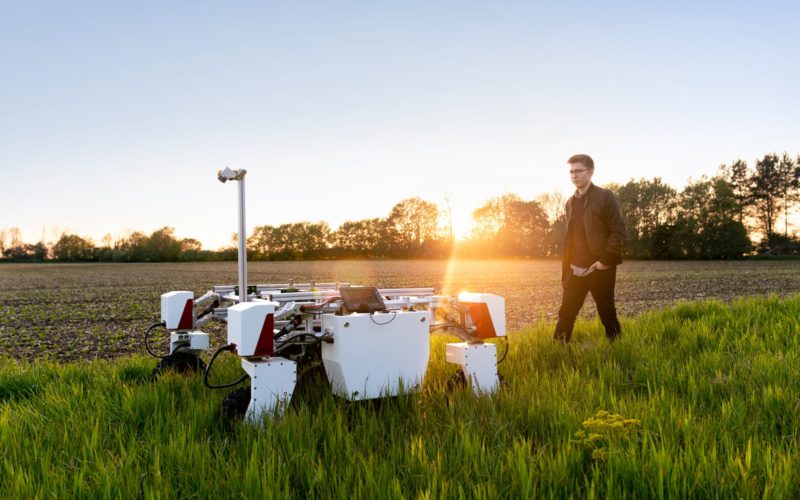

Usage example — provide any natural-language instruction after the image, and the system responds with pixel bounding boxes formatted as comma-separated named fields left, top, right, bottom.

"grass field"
left=2, top=294, right=799, bottom=497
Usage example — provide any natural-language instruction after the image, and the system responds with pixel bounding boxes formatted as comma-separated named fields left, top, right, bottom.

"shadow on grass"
left=0, top=373, right=46, bottom=402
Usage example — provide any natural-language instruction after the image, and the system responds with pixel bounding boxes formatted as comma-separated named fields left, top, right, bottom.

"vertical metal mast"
left=217, top=167, right=249, bottom=302
left=237, top=173, right=247, bottom=302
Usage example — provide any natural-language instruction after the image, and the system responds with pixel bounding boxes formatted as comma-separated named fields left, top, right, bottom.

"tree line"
left=0, top=227, right=234, bottom=263
left=3, top=152, right=798, bottom=263
left=614, top=152, right=800, bottom=258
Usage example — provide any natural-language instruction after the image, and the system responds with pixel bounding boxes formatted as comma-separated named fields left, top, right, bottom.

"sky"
left=2, top=0, right=799, bottom=249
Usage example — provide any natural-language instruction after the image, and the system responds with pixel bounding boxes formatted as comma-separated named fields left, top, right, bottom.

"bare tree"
left=534, top=191, right=566, bottom=225
left=9, top=227, right=21, bottom=247
left=441, top=192, right=454, bottom=242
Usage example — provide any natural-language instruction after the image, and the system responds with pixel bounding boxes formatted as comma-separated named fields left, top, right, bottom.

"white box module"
left=321, top=311, right=430, bottom=400
left=161, top=291, right=193, bottom=330
left=227, top=301, right=278, bottom=357
left=242, top=358, right=297, bottom=422
left=445, top=342, right=499, bottom=394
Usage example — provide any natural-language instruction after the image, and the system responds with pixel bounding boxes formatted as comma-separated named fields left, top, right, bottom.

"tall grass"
left=2, top=295, right=799, bottom=497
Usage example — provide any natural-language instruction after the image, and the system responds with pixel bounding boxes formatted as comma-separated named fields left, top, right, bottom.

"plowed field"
left=1, top=259, right=798, bottom=361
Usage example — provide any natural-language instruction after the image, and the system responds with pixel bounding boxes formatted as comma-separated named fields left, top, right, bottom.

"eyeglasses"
left=569, top=168, right=590, bottom=175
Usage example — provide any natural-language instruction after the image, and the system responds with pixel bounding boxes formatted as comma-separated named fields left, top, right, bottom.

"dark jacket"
left=562, top=183, right=625, bottom=281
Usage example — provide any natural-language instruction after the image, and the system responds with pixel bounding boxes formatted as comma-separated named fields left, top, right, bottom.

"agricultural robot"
left=144, top=168, right=508, bottom=422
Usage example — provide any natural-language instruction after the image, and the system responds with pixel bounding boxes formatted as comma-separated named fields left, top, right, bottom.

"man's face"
left=568, top=162, right=593, bottom=190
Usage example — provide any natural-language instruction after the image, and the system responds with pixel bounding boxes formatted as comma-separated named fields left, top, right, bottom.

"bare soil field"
left=1, top=259, right=798, bottom=361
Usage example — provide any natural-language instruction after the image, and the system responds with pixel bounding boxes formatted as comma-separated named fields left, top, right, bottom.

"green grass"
left=2, top=295, right=799, bottom=498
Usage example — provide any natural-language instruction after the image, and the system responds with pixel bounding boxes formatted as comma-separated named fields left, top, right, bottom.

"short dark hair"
left=568, top=154, right=594, bottom=170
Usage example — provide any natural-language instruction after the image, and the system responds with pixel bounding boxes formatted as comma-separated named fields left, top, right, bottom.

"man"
left=554, top=154, right=625, bottom=343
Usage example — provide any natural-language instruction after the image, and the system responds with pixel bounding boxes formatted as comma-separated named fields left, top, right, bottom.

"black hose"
left=369, top=312, right=396, bottom=326
left=299, top=296, right=341, bottom=312
left=144, top=322, right=169, bottom=359
left=497, top=337, right=509, bottom=364
left=274, top=316, right=303, bottom=341
left=197, top=299, right=219, bottom=319
left=204, top=344, right=249, bottom=389
left=272, top=333, right=331, bottom=357
left=429, top=322, right=472, bottom=336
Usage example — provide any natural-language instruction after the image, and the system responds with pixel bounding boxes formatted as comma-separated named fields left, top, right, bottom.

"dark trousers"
left=554, top=266, right=621, bottom=343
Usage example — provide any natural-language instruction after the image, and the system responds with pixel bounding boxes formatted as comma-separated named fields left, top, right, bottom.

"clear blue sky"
left=2, top=0, right=798, bottom=248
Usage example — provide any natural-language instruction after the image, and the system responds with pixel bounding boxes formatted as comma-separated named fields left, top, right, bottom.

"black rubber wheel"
left=222, top=386, right=251, bottom=420
left=151, top=351, right=206, bottom=380
left=446, top=368, right=467, bottom=392
left=291, top=362, right=330, bottom=410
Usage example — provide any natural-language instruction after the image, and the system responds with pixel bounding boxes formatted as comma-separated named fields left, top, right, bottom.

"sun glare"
left=449, top=209, right=475, bottom=241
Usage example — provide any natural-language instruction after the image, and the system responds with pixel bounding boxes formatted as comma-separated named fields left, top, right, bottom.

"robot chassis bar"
left=154, top=282, right=507, bottom=422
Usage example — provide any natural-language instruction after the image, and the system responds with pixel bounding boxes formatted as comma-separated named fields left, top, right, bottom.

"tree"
left=721, top=153, right=799, bottom=250
left=53, top=234, right=95, bottom=261
left=613, top=180, right=644, bottom=256
left=776, top=153, right=799, bottom=237
left=32, top=242, right=48, bottom=261
left=750, top=153, right=782, bottom=241
left=472, top=193, right=516, bottom=242
left=702, top=178, right=751, bottom=258
left=143, top=227, right=183, bottom=261
left=613, top=179, right=677, bottom=258
left=441, top=193, right=455, bottom=242
left=293, top=221, right=331, bottom=259
left=8, top=227, right=22, bottom=247
left=269, top=224, right=296, bottom=260
left=470, top=193, right=549, bottom=257
left=535, top=191, right=566, bottom=225
left=118, top=231, right=149, bottom=262
left=535, top=192, right=567, bottom=256
left=672, top=177, right=751, bottom=259
left=248, top=225, right=277, bottom=259
left=501, top=199, right=549, bottom=257
left=720, top=159, right=750, bottom=223
left=332, top=218, right=392, bottom=258
left=2, top=237, right=48, bottom=262
left=387, top=198, right=440, bottom=255
left=178, top=238, right=203, bottom=261
left=2, top=244, right=36, bottom=261
left=249, top=222, right=331, bottom=260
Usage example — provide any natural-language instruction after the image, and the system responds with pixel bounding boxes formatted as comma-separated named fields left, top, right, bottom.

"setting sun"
left=449, top=208, right=475, bottom=241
